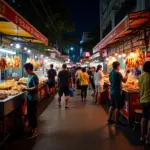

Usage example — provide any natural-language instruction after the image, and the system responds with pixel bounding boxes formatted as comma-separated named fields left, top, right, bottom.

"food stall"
left=93, top=10, right=150, bottom=126
left=0, top=0, right=49, bottom=144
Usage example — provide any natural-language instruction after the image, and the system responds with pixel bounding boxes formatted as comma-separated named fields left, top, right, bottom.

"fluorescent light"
left=24, top=47, right=27, bottom=50
left=27, top=49, right=31, bottom=53
left=16, top=44, right=20, bottom=48
left=0, top=48, right=16, bottom=55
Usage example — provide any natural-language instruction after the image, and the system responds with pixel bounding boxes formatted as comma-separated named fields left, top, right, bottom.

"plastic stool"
left=133, top=109, right=143, bottom=130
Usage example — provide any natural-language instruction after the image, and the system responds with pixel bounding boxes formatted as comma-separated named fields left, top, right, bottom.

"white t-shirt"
left=94, top=70, right=104, bottom=86
left=75, top=70, right=82, bottom=80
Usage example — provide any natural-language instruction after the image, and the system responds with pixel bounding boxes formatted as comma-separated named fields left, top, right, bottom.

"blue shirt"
left=135, top=69, right=141, bottom=77
left=109, top=70, right=123, bottom=95
left=26, top=74, right=39, bottom=101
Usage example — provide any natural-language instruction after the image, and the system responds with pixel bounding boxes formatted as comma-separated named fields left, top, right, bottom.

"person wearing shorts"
left=108, top=61, right=129, bottom=126
left=94, top=65, right=104, bottom=104
left=47, top=64, right=57, bottom=96
left=138, top=61, right=150, bottom=144
left=58, top=64, right=71, bottom=108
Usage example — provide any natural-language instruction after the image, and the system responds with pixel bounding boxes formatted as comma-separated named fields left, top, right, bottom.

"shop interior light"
left=35, top=56, right=38, bottom=59
left=10, top=43, right=13, bottom=46
left=122, top=53, right=126, bottom=58
left=115, top=53, right=118, bottom=56
left=15, top=44, right=21, bottom=49
left=130, top=52, right=135, bottom=57
left=41, top=55, right=44, bottom=58
left=0, top=48, right=16, bottom=55
left=24, top=47, right=27, bottom=50
left=118, top=54, right=121, bottom=58
left=27, top=49, right=31, bottom=53
left=106, top=58, right=109, bottom=61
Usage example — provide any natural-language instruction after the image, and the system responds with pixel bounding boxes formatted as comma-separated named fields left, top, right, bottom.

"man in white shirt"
left=75, top=67, right=82, bottom=95
left=94, top=65, right=104, bottom=104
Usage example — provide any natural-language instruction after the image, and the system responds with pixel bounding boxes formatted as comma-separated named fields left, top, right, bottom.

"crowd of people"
left=19, top=61, right=150, bottom=144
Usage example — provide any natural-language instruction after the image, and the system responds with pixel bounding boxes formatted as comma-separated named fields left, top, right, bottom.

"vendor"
left=135, top=66, right=141, bottom=77
left=18, top=63, right=39, bottom=138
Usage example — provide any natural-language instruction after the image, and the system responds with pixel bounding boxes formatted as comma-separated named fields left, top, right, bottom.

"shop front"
left=0, top=0, right=51, bottom=144
left=93, top=10, right=150, bottom=126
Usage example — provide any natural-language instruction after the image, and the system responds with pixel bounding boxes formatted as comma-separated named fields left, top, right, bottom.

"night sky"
left=63, top=0, right=99, bottom=37
left=61, top=0, right=99, bottom=61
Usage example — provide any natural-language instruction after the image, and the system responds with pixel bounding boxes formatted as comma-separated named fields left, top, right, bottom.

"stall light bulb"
left=122, top=53, right=126, bottom=58
left=24, top=47, right=27, bottom=50
left=16, top=44, right=21, bottom=49
left=115, top=53, right=118, bottom=56
left=106, top=58, right=109, bottom=61
left=130, top=52, right=135, bottom=57
left=10, top=43, right=13, bottom=46
left=118, top=54, right=121, bottom=58
left=41, top=55, right=43, bottom=58
left=27, top=49, right=31, bottom=53
left=35, top=56, right=38, bottom=59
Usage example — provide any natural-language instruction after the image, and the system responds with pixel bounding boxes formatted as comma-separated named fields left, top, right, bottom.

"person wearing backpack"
left=47, top=64, right=57, bottom=96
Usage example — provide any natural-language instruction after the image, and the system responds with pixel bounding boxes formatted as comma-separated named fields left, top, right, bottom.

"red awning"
left=0, top=0, right=48, bottom=46
left=93, top=10, right=150, bottom=54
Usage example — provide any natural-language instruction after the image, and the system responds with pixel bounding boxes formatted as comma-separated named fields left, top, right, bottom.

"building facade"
left=100, top=0, right=150, bottom=41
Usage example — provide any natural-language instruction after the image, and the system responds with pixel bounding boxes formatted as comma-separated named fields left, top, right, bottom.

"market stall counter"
left=0, top=92, right=25, bottom=144
left=104, top=77, right=141, bottom=126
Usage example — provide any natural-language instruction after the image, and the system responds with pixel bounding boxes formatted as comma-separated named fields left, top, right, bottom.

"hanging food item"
left=0, top=56, right=7, bottom=70
left=125, top=49, right=145, bottom=68
left=14, top=56, right=20, bottom=68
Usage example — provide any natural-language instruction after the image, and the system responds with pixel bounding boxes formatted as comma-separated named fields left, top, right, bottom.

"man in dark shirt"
left=58, top=64, right=71, bottom=108
left=108, top=61, right=129, bottom=126
left=47, top=64, right=56, bottom=96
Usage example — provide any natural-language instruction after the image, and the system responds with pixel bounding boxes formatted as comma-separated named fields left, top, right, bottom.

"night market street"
left=1, top=93, right=149, bottom=150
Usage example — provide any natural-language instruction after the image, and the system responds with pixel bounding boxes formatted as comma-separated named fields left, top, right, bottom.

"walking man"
left=47, top=64, right=57, bottom=96
left=58, top=64, right=72, bottom=108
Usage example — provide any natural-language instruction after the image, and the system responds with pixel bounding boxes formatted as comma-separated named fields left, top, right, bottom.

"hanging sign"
left=0, top=0, right=48, bottom=46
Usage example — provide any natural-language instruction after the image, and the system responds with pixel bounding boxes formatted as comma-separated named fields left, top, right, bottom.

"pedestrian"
left=88, top=67, right=92, bottom=90
left=80, top=67, right=89, bottom=102
left=75, top=67, right=82, bottom=95
left=71, top=67, right=76, bottom=89
left=108, top=61, right=129, bottom=126
left=138, top=61, right=150, bottom=144
left=91, top=67, right=96, bottom=96
left=47, top=64, right=57, bottom=96
left=18, top=63, right=39, bottom=138
left=58, top=64, right=72, bottom=108
left=94, top=65, right=104, bottom=104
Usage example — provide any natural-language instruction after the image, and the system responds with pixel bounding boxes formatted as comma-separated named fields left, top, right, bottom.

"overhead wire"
left=39, top=0, right=59, bottom=33
left=29, top=0, right=58, bottom=39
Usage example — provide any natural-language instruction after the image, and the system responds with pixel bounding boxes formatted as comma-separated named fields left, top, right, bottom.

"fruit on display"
left=14, top=56, right=20, bottom=68
left=0, top=56, right=7, bottom=70
left=125, top=49, right=145, bottom=68
left=11, top=85, right=26, bottom=91
left=0, top=94, right=7, bottom=100
left=35, top=60, right=41, bottom=69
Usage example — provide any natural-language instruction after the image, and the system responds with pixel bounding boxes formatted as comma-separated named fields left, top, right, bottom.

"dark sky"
left=62, top=0, right=99, bottom=38
left=61, top=0, right=99, bottom=61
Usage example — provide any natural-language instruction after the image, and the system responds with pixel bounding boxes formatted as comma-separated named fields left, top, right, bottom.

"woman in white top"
left=94, top=65, right=104, bottom=104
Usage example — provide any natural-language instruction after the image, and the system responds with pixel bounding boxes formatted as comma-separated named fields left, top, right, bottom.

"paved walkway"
left=1, top=93, right=148, bottom=150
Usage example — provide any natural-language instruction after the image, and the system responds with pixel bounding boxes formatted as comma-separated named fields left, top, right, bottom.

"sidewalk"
left=1, top=93, right=147, bottom=150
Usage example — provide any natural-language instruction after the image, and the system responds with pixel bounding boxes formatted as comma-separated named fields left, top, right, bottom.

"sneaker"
left=140, top=137, right=146, bottom=143
left=146, top=140, right=150, bottom=145
left=27, top=132, right=38, bottom=139
left=107, top=119, right=114, bottom=124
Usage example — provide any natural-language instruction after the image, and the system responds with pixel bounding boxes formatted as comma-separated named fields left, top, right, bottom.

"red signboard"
left=93, top=17, right=129, bottom=53
left=146, top=51, right=150, bottom=58
left=84, top=52, right=90, bottom=57
left=0, top=0, right=48, bottom=46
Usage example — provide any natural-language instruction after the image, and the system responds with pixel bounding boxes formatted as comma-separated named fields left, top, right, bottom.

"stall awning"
left=0, top=0, right=48, bottom=45
left=93, top=10, right=150, bottom=54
